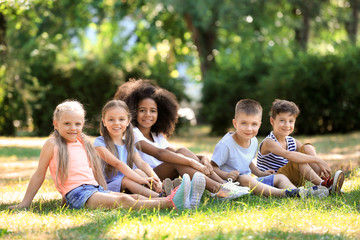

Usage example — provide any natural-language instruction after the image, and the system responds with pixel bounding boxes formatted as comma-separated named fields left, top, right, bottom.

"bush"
left=202, top=48, right=360, bottom=136
left=259, top=49, right=360, bottom=135
left=30, top=58, right=121, bottom=136
left=201, top=59, right=269, bottom=135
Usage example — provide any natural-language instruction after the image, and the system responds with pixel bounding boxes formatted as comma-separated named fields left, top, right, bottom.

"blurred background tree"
left=0, top=0, right=359, bottom=136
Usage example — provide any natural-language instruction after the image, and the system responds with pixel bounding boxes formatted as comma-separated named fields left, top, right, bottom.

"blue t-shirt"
left=93, top=136, right=137, bottom=184
left=211, top=132, right=258, bottom=176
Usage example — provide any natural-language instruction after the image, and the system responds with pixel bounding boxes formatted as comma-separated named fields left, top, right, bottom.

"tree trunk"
left=183, top=13, right=217, bottom=80
left=0, top=11, right=7, bottom=61
left=346, top=0, right=359, bottom=45
left=293, top=5, right=311, bottom=51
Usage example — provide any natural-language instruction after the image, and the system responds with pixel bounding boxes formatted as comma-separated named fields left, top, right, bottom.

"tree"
left=289, top=0, right=325, bottom=51
left=346, top=0, right=359, bottom=44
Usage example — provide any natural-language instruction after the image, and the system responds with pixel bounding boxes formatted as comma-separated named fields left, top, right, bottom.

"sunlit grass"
left=1, top=182, right=359, bottom=239
left=0, top=147, right=41, bottom=159
left=0, top=128, right=360, bottom=239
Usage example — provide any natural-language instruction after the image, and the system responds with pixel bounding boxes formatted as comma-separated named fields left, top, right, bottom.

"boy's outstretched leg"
left=238, top=175, right=285, bottom=197
left=273, top=174, right=296, bottom=189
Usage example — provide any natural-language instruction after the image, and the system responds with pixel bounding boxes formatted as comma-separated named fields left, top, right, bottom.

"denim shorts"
left=65, top=184, right=109, bottom=209
left=256, top=174, right=275, bottom=187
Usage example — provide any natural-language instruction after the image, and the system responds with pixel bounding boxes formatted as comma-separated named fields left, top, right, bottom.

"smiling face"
left=53, top=110, right=84, bottom=143
left=102, top=107, right=130, bottom=141
left=232, top=112, right=262, bottom=143
left=270, top=112, right=296, bottom=137
left=136, top=98, right=158, bottom=132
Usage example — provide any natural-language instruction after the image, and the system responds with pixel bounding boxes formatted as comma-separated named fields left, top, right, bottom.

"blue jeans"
left=65, top=185, right=109, bottom=209
left=256, top=174, right=275, bottom=187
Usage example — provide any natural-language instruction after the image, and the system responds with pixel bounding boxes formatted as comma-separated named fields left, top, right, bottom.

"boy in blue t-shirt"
left=211, top=99, right=328, bottom=198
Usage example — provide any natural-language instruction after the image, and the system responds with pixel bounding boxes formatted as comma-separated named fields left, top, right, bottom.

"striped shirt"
left=256, top=131, right=297, bottom=172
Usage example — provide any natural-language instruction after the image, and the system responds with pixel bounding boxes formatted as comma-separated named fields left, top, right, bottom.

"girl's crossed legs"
left=154, top=162, right=222, bottom=193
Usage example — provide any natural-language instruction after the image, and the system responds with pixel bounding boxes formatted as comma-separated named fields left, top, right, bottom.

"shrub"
left=30, top=59, right=121, bottom=136
left=202, top=48, right=360, bottom=136
left=259, top=49, right=360, bottom=135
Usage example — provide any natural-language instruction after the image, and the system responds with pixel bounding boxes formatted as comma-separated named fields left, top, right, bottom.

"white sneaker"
left=189, top=172, right=206, bottom=209
left=212, top=179, right=250, bottom=201
left=332, top=170, right=345, bottom=194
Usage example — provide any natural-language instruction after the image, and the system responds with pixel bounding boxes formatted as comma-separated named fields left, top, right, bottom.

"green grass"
left=0, top=146, right=41, bottom=159
left=1, top=127, right=360, bottom=239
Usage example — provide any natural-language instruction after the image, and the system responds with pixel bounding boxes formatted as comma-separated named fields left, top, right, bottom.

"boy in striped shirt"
left=211, top=99, right=326, bottom=198
left=257, top=99, right=344, bottom=194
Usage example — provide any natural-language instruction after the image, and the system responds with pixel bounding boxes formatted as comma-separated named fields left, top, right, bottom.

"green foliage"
left=258, top=47, right=360, bottom=135
left=30, top=58, right=121, bottom=136
left=202, top=45, right=360, bottom=136
left=2, top=0, right=360, bottom=137
left=201, top=59, right=269, bottom=135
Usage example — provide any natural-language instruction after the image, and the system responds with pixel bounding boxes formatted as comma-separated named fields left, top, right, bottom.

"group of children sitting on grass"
left=9, top=79, right=345, bottom=211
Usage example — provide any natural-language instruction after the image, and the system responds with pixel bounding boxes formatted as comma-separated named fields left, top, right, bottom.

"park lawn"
left=0, top=128, right=360, bottom=239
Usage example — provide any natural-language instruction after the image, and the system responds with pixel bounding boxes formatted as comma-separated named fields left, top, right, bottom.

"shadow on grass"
left=0, top=199, right=62, bottom=212
left=196, top=228, right=347, bottom=240
left=0, top=228, right=11, bottom=238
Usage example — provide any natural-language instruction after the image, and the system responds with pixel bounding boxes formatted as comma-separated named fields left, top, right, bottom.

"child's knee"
left=116, top=194, right=135, bottom=208
left=238, top=175, right=251, bottom=185
left=274, top=174, right=290, bottom=185
left=121, top=177, right=130, bottom=187
left=300, top=143, right=315, bottom=154
left=275, top=173, right=286, bottom=181
left=298, top=162, right=311, bottom=170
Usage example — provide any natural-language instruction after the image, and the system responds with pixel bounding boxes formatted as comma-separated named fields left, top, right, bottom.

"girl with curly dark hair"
left=114, top=79, right=250, bottom=201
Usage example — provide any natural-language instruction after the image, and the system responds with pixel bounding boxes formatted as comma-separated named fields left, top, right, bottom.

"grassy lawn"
left=0, top=127, right=359, bottom=239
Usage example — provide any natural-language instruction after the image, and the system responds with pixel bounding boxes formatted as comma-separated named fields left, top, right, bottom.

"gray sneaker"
left=299, top=186, right=329, bottom=199
left=189, top=172, right=206, bottom=209
left=163, top=178, right=173, bottom=196
left=173, top=177, right=182, bottom=189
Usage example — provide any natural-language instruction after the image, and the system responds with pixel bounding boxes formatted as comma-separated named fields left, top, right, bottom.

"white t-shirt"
left=133, top=127, right=169, bottom=168
left=211, top=132, right=258, bottom=176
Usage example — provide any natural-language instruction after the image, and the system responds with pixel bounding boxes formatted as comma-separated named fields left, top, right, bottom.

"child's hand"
left=264, top=169, right=275, bottom=176
left=8, top=204, right=27, bottom=210
left=61, top=196, right=67, bottom=207
left=151, top=177, right=163, bottom=193
left=318, top=158, right=331, bottom=178
left=203, top=161, right=214, bottom=174
left=199, top=156, right=214, bottom=173
left=191, top=160, right=211, bottom=176
left=139, top=177, right=154, bottom=189
left=226, top=171, right=240, bottom=181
